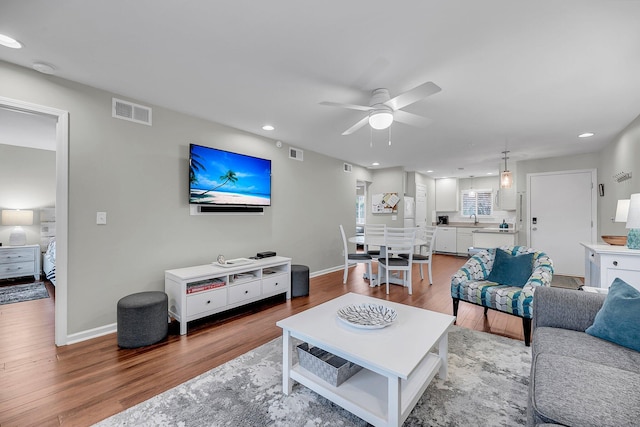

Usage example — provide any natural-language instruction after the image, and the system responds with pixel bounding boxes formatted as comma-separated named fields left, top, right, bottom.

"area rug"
left=0, top=282, right=49, bottom=305
left=550, top=275, right=583, bottom=290
left=95, top=326, right=531, bottom=426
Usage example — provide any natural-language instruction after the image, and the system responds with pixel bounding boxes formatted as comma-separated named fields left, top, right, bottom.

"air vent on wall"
left=289, top=147, right=303, bottom=161
left=112, top=98, right=152, bottom=126
left=343, top=163, right=353, bottom=173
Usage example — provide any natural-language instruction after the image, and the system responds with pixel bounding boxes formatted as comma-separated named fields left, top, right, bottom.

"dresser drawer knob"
left=613, top=261, right=618, bottom=266
left=206, top=300, right=211, bottom=304
left=244, top=290, right=249, bottom=294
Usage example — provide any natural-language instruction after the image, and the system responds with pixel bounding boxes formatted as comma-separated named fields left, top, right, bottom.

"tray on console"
left=214, top=257, right=255, bottom=268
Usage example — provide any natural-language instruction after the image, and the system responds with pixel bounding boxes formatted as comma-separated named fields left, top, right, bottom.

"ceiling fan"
left=320, top=81, right=441, bottom=135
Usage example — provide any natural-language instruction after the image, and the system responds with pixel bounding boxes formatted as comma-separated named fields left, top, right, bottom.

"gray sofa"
left=527, top=286, right=640, bottom=426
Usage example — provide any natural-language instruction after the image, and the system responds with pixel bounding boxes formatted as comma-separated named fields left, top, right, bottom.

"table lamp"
left=626, top=193, right=640, bottom=249
left=1, top=209, right=33, bottom=246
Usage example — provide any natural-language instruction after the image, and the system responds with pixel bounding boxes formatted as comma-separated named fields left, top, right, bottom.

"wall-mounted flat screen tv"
left=189, top=143, right=272, bottom=206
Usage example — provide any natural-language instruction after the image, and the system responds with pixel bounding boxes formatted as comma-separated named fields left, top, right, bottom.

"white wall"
left=0, top=144, right=56, bottom=245
left=598, top=113, right=640, bottom=237
left=366, top=167, right=405, bottom=227
left=0, top=60, right=367, bottom=335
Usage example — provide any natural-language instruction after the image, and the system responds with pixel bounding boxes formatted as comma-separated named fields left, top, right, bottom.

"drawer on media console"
left=228, top=280, right=261, bottom=304
left=0, top=261, right=35, bottom=276
left=186, top=287, right=227, bottom=317
left=262, top=273, right=288, bottom=294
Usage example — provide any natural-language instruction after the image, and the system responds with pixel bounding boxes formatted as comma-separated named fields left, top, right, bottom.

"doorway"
left=0, top=96, right=69, bottom=346
left=527, top=169, right=596, bottom=276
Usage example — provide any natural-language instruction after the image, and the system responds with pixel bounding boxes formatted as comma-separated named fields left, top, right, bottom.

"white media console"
left=165, top=256, right=292, bottom=335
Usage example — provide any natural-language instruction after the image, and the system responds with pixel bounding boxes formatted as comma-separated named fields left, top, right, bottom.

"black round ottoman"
left=117, top=291, right=168, bottom=348
left=291, top=264, right=310, bottom=297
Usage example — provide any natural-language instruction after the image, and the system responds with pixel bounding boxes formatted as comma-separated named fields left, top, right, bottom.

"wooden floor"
left=0, top=254, right=526, bottom=427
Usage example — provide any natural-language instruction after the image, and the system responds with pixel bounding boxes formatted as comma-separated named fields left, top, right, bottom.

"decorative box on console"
left=296, top=342, right=362, bottom=386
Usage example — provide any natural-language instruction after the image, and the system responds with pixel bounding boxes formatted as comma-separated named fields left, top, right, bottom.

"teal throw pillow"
left=585, top=278, right=640, bottom=352
left=486, top=249, right=534, bottom=287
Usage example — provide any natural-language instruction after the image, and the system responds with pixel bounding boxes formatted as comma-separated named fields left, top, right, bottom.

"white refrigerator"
left=404, top=196, right=415, bottom=228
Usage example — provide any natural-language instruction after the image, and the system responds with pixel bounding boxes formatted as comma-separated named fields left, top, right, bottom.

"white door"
left=528, top=170, right=596, bottom=276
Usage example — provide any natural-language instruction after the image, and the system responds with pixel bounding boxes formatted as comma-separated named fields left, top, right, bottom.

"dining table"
left=348, top=232, right=426, bottom=287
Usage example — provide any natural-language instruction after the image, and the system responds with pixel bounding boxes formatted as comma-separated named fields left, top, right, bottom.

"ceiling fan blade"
left=320, top=101, right=372, bottom=112
left=385, top=81, right=441, bottom=111
left=393, top=110, right=433, bottom=128
left=342, top=116, right=370, bottom=135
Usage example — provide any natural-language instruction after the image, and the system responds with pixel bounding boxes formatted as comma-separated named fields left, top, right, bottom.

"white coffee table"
left=276, top=293, right=455, bottom=427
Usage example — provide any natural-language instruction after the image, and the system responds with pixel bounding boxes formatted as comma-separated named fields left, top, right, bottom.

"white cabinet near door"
left=582, top=243, right=640, bottom=290
left=435, top=227, right=456, bottom=253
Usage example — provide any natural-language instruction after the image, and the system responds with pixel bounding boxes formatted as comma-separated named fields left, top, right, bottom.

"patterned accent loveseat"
left=450, top=245, right=554, bottom=346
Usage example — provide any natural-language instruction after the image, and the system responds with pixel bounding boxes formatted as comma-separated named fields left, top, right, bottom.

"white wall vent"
left=289, top=147, right=303, bottom=161
left=343, top=163, right=353, bottom=173
left=112, top=98, right=152, bottom=126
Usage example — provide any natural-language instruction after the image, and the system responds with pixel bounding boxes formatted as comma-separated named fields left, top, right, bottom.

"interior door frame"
left=526, top=169, right=597, bottom=269
left=1, top=96, right=69, bottom=346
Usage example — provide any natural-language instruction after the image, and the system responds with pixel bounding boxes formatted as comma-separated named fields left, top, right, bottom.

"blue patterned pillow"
left=486, top=249, right=533, bottom=287
left=586, top=278, right=640, bottom=352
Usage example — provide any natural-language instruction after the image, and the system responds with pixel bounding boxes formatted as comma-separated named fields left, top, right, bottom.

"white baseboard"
left=66, top=322, right=117, bottom=345
left=309, top=265, right=343, bottom=278
left=63, top=267, right=343, bottom=345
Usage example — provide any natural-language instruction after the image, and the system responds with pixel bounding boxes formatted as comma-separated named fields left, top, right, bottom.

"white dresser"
left=581, top=243, right=640, bottom=290
left=0, top=245, right=41, bottom=281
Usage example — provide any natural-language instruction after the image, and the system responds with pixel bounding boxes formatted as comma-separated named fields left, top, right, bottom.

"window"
left=356, top=194, right=365, bottom=224
left=461, top=189, right=493, bottom=216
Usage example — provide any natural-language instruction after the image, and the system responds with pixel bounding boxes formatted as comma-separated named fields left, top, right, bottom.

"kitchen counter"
left=472, top=227, right=518, bottom=234
left=436, top=222, right=493, bottom=229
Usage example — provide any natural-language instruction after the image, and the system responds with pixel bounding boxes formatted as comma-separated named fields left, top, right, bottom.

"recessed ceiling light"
left=0, top=33, right=22, bottom=49
left=578, top=132, right=594, bottom=138
left=372, top=162, right=380, bottom=166
left=262, top=125, right=275, bottom=131
left=487, top=172, right=493, bottom=175
left=426, top=170, right=434, bottom=173
left=32, top=62, right=55, bottom=74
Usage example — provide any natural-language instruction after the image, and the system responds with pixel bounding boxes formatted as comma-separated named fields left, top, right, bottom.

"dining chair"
left=339, top=224, right=374, bottom=286
left=399, top=226, right=437, bottom=285
left=378, top=227, right=416, bottom=295
left=364, top=223, right=386, bottom=258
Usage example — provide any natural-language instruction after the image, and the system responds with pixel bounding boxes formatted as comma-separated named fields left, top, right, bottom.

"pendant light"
left=500, top=150, right=513, bottom=189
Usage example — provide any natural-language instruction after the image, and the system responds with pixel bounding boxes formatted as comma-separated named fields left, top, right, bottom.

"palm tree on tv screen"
left=189, top=153, right=205, bottom=186
left=199, top=170, right=239, bottom=196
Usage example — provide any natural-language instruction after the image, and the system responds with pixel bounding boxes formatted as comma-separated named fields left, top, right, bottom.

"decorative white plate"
left=336, top=303, right=397, bottom=329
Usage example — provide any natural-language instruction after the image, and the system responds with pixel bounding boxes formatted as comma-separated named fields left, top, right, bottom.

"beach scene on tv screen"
left=189, top=145, right=271, bottom=206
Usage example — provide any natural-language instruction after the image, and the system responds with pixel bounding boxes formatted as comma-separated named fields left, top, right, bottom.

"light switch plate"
left=96, top=212, right=107, bottom=225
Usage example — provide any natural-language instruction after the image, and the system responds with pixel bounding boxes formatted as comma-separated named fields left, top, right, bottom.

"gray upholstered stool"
left=117, top=291, right=168, bottom=348
left=291, top=264, right=310, bottom=297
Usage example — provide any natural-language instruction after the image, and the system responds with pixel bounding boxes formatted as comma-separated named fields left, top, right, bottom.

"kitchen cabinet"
left=582, top=243, right=640, bottom=290
left=435, top=227, right=456, bottom=253
left=435, top=178, right=458, bottom=212
left=456, top=228, right=474, bottom=256
left=472, top=229, right=517, bottom=248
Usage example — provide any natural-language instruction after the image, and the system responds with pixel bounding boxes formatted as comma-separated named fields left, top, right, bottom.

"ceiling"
left=1, top=0, right=639, bottom=178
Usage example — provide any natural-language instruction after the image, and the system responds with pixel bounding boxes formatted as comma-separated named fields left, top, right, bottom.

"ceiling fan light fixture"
left=368, top=110, right=393, bottom=130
